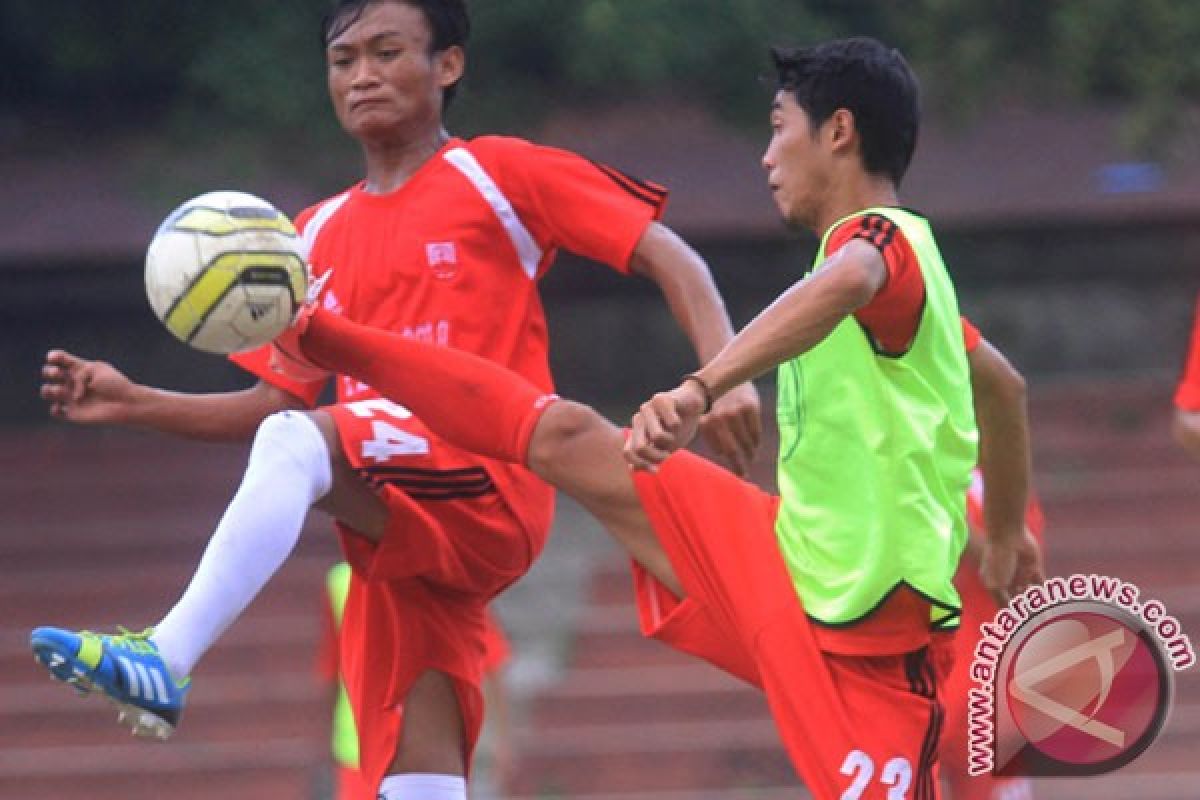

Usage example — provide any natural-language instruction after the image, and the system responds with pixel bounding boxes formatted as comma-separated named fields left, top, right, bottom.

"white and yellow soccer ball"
left=144, top=190, right=308, bottom=354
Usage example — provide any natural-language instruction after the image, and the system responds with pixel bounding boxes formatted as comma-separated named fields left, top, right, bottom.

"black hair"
left=771, top=37, right=919, bottom=186
left=321, top=0, right=470, bottom=108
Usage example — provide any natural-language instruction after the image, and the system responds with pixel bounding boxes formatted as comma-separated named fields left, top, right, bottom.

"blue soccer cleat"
left=30, top=626, right=190, bottom=740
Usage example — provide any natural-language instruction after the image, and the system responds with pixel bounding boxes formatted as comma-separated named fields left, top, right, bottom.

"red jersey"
left=826, top=211, right=927, bottom=356
left=1176, top=292, right=1200, bottom=411
left=232, top=135, right=665, bottom=404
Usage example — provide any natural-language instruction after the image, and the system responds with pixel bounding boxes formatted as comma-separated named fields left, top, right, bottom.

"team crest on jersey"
left=425, top=242, right=459, bottom=280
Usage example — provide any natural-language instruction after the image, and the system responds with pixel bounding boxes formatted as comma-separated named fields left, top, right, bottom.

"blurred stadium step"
left=0, top=739, right=318, bottom=800
left=0, top=431, right=339, bottom=800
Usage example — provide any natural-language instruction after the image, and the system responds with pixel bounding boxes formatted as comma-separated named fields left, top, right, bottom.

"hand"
left=40, top=349, right=139, bottom=424
left=698, top=381, right=762, bottom=476
left=979, top=527, right=1044, bottom=607
left=624, top=380, right=708, bottom=472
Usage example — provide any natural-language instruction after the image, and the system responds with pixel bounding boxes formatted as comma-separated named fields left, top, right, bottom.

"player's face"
left=762, top=91, right=832, bottom=231
left=326, top=1, right=463, bottom=143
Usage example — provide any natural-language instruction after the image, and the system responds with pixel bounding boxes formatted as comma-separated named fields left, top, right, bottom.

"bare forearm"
left=654, top=257, right=736, bottom=365
left=630, top=223, right=736, bottom=363
left=626, top=241, right=880, bottom=472
left=971, top=343, right=1031, bottom=541
left=977, top=403, right=1030, bottom=541
left=695, top=248, right=879, bottom=397
left=122, top=382, right=302, bottom=442
left=629, top=223, right=766, bottom=471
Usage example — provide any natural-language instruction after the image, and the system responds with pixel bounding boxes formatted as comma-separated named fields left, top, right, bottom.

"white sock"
left=151, top=412, right=332, bottom=680
left=376, top=774, right=466, bottom=800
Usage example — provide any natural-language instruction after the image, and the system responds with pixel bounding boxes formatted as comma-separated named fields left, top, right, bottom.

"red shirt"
left=826, top=211, right=927, bottom=355
left=1176, top=292, right=1200, bottom=411
left=232, top=135, right=665, bottom=402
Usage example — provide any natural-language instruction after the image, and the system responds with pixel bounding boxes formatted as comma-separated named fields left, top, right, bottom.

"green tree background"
left=2, top=0, right=1197, bottom=168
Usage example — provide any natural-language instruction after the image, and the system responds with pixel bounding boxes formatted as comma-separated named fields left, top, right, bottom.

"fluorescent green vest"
left=326, top=562, right=360, bottom=769
left=774, top=207, right=977, bottom=630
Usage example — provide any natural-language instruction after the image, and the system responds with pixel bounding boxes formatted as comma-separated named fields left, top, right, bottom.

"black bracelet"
left=682, top=373, right=714, bottom=414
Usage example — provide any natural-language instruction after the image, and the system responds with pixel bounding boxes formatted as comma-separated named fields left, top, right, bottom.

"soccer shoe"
left=269, top=268, right=331, bottom=382
left=30, top=626, right=189, bottom=741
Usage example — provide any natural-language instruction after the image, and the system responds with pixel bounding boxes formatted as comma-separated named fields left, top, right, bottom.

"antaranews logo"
left=967, top=574, right=1195, bottom=777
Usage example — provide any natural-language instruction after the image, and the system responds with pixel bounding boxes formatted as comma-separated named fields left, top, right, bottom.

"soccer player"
left=31, top=2, right=758, bottom=798
left=270, top=37, right=1044, bottom=799
left=1172, top=293, right=1200, bottom=459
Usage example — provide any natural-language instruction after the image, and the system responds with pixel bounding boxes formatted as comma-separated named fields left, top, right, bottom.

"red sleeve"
left=826, top=213, right=925, bottom=355
left=961, top=316, right=982, bottom=354
left=476, top=137, right=666, bottom=275
left=1175, top=294, right=1200, bottom=411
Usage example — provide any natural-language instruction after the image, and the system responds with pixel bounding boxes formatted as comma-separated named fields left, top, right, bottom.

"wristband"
left=682, top=373, right=714, bottom=414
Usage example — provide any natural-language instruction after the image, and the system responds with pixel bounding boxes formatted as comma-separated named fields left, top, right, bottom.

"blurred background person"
left=1172, top=293, right=1200, bottom=459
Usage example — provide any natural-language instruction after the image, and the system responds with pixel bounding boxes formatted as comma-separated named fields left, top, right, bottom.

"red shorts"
left=327, top=399, right=553, bottom=791
left=334, top=764, right=374, bottom=800
left=481, top=608, right=512, bottom=675
left=632, top=450, right=952, bottom=800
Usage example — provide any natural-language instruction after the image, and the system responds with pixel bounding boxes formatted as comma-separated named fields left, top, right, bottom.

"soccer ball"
left=145, top=190, right=309, bottom=354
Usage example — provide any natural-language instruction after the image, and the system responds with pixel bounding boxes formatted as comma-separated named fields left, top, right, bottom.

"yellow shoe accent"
left=76, top=633, right=103, bottom=670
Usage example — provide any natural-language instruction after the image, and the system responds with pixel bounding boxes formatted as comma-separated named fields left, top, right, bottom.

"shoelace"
left=80, top=626, right=159, bottom=656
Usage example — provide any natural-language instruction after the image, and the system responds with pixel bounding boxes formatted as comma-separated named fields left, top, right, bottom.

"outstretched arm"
left=968, top=337, right=1044, bottom=603
left=627, top=238, right=886, bottom=470
left=629, top=222, right=762, bottom=475
left=40, top=349, right=304, bottom=442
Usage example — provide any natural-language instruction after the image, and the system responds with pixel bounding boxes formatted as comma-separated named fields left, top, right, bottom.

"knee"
left=249, top=411, right=333, bottom=501
left=253, top=410, right=315, bottom=456
left=526, top=400, right=608, bottom=474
